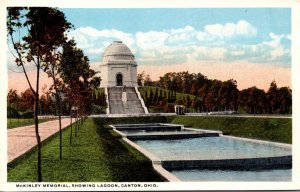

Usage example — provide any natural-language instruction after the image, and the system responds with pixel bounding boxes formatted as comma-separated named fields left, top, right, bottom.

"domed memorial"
left=100, top=41, right=148, bottom=115
left=100, top=41, right=137, bottom=87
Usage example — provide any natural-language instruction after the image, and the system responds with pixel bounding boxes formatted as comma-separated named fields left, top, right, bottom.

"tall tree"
left=42, top=15, right=72, bottom=160
left=144, top=74, right=152, bottom=86
left=137, top=71, right=145, bottom=86
left=267, top=80, right=278, bottom=113
left=19, top=88, right=35, bottom=112
left=60, top=39, right=96, bottom=141
left=7, top=89, right=20, bottom=121
left=277, top=87, right=292, bottom=114
left=7, top=89, right=20, bottom=110
left=7, top=7, right=72, bottom=181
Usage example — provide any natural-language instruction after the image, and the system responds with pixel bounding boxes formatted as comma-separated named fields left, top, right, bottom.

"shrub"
left=92, top=104, right=106, bottom=114
left=7, top=107, right=20, bottom=118
left=21, top=110, right=34, bottom=119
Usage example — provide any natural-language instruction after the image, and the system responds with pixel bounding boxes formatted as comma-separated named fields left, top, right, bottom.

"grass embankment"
left=8, top=118, right=165, bottom=182
left=7, top=118, right=57, bottom=129
left=171, top=116, right=292, bottom=144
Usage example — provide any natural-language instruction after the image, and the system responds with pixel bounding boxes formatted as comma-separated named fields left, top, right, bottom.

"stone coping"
left=184, top=127, right=223, bottom=135
left=114, top=126, right=183, bottom=131
left=134, top=86, right=149, bottom=114
left=112, top=123, right=183, bottom=126
left=110, top=124, right=219, bottom=140
left=111, top=128, right=127, bottom=138
left=162, top=155, right=292, bottom=170
left=127, top=132, right=219, bottom=140
left=90, top=113, right=176, bottom=118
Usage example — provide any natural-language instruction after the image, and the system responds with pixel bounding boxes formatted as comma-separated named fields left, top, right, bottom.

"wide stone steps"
left=108, top=87, right=145, bottom=114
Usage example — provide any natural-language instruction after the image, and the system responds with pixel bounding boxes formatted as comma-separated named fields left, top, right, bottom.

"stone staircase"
left=108, top=87, right=146, bottom=114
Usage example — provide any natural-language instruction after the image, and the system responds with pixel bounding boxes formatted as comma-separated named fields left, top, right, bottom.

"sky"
left=8, top=8, right=291, bottom=92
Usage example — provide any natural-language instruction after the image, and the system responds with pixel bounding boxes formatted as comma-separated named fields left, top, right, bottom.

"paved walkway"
left=7, top=118, right=74, bottom=163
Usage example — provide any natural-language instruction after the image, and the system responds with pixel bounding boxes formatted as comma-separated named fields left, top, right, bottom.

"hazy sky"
left=8, top=8, right=291, bottom=92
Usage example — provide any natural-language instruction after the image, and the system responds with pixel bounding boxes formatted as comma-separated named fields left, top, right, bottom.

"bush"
left=92, top=104, right=106, bottom=114
left=164, top=103, right=174, bottom=113
left=7, top=107, right=20, bottom=118
left=21, top=110, right=34, bottom=119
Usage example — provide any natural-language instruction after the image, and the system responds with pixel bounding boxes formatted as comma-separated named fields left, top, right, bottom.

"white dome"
left=102, top=41, right=135, bottom=63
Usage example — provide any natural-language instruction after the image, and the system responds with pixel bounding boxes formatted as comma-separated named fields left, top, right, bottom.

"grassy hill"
left=138, top=86, right=199, bottom=113
left=139, top=86, right=197, bottom=101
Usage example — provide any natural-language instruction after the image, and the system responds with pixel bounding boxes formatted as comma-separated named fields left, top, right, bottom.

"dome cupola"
left=102, top=41, right=135, bottom=63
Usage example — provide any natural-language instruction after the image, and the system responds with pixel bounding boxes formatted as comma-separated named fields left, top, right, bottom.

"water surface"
left=134, top=137, right=291, bottom=160
left=172, top=169, right=292, bottom=181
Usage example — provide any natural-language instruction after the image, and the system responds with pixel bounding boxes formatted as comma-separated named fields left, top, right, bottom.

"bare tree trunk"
left=52, top=74, right=63, bottom=159
left=57, top=94, right=62, bottom=160
left=17, top=102, right=19, bottom=124
left=35, top=56, right=42, bottom=182
left=70, top=115, right=73, bottom=144
left=75, top=116, right=77, bottom=137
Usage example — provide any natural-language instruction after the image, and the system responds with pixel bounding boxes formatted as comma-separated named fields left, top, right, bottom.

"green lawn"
left=7, top=118, right=57, bottom=129
left=8, top=118, right=165, bottom=182
left=171, top=116, right=292, bottom=144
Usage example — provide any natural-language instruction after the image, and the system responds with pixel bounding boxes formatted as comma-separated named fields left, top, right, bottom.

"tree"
left=186, top=95, right=191, bottom=108
left=267, top=81, right=278, bottom=113
left=239, top=86, right=266, bottom=114
left=147, top=71, right=291, bottom=114
left=7, top=89, right=20, bottom=111
left=7, top=7, right=72, bottom=181
left=41, top=11, right=72, bottom=160
left=137, top=71, right=145, bottom=86
left=7, top=89, right=20, bottom=122
left=60, top=39, right=96, bottom=142
left=219, top=79, right=239, bottom=111
left=144, top=90, right=148, bottom=104
left=154, top=87, right=158, bottom=104
left=144, top=74, right=152, bottom=86
left=39, top=92, right=53, bottom=115
left=277, top=87, right=292, bottom=114
left=19, top=88, right=35, bottom=112
left=149, top=89, right=154, bottom=105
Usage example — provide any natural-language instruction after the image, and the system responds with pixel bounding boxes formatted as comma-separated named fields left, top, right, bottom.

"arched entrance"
left=116, top=73, right=123, bottom=86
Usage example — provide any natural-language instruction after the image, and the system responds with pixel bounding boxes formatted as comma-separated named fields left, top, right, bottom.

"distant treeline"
left=7, top=88, right=107, bottom=118
left=138, top=71, right=292, bottom=114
